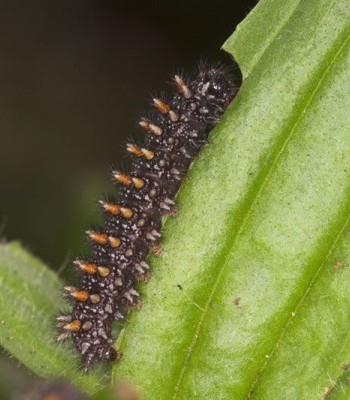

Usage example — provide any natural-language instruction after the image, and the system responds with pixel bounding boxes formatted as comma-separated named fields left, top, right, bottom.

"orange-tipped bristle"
left=153, top=98, right=170, bottom=114
left=113, top=172, right=133, bottom=186
left=132, top=177, right=145, bottom=189
left=97, top=266, right=110, bottom=277
left=99, top=200, right=121, bottom=215
left=108, top=236, right=121, bottom=248
left=86, top=231, right=108, bottom=245
left=127, top=144, right=154, bottom=160
left=126, top=144, right=143, bottom=157
left=174, top=75, right=191, bottom=98
left=71, top=290, right=89, bottom=302
left=74, top=260, right=97, bottom=275
left=120, top=207, right=133, bottom=218
left=139, top=120, right=162, bottom=136
left=63, top=320, right=81, bottom=332
left=99, top=200, right=133, bottom=218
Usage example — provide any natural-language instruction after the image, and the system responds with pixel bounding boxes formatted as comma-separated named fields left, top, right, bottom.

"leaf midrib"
left=172, top=14, right=350, bottom=400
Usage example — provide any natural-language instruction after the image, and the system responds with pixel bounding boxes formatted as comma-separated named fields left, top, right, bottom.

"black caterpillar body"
left=57, top=62, right=237, bottom=369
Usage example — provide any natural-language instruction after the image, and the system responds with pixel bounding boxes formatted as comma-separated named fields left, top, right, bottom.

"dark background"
left=0, top=1, right=257, bottom=398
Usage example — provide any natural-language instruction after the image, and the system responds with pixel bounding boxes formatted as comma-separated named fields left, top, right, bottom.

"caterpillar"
left=56, top=61, right=237, bottom=369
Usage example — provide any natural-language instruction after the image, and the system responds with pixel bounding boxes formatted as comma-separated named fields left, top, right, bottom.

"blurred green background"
left=0, top=1, right=257, bottom=398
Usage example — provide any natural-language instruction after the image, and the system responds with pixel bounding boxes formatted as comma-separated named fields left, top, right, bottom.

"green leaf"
left=3, top=1, right=350, bottom=398
left=0, top=242, right=102, bottom=394
left=112, top=0, right=350, bottom=399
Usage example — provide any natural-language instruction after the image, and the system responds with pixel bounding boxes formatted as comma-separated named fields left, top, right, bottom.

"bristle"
left=57, top=331, right=72, bottom=341
left=120, top=207, right=133, bottom=218
left=99, top=200, right=133, bottom=218
left=169, top=110, right=179, bottom=122
left=97, top=266, right=110, bottom=277
left=127, top=144, right=154, bottom=160
left=174, top=75, right=191, bottom=98
left=86, top=231, right=108, bottom=245
left=139, top=120, right=162, bottom=136
left=90, top=294, right=101, bottom=304
left=108, top=236, right=121, bottom=248
left=74, top=260, right=97, bottom=275
left=99, top=200, right=121, bottom=215
left=63, top=320, right=81, bottom=332
left=149, top=243, right=163, bottom=256
left=113, top=172, right=132, bottom=186
left=64, top=287, right=89, bottom=302
left=153, top=98, right=170, bottom=114
left=153, top=98, right=179, bottom=122
left=132, top=177, right=144, bottom=189
left=56, top=315, right=72, bottom=322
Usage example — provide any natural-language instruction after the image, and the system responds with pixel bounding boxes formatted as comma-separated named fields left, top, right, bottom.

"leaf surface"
left=112, top=0, right=350, bottom=398
left=0, top=242, right=102, bottom=393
